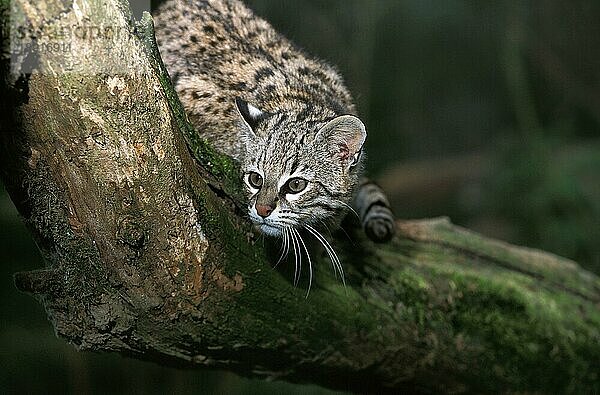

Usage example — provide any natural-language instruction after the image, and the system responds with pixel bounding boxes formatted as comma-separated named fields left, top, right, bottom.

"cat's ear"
left=316, top=115, right=367, bottom=168
left=235, top=97, right=267, bottom=132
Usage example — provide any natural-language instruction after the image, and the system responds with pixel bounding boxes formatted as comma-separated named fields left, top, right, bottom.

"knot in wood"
left=117, top=217, right=146, bottom=249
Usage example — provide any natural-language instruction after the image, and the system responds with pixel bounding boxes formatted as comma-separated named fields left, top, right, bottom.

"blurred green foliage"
left=484, top=135, right=600, bottom=272
left=2, top=0, right=599, bottom=393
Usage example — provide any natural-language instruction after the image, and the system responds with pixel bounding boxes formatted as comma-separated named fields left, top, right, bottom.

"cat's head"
left=235, top=98, right=366, bottom=237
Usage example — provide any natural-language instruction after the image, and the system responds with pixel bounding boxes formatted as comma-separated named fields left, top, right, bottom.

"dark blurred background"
left=2, top=0, right=599, bottom=393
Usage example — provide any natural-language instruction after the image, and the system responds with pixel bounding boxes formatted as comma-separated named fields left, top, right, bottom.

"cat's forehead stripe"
left=287, top=156, right=299, bottom=175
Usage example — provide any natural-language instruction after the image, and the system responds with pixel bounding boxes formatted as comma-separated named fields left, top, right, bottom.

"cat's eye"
left=284, top=177, right=307, bottom=194
left=247, top=172, right=263, bottom=189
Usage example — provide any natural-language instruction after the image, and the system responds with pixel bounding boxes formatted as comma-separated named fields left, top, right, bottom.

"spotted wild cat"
left=154, top=0, right=395, bottom=285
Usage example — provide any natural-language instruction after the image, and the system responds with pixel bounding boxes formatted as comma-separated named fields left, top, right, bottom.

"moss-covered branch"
left=1, top=0, right=598, bottom=393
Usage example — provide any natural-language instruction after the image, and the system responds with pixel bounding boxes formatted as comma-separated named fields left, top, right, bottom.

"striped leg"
left=354, top=178, right=396, bottom=243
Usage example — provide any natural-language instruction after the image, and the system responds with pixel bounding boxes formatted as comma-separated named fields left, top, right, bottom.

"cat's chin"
left=255, top=223, right=283, bottom=237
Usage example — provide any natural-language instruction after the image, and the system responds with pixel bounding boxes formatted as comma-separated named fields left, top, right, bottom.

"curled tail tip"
left=355, top=179, right=396, bottom=243
left=365, top=216, right=396, bottom=243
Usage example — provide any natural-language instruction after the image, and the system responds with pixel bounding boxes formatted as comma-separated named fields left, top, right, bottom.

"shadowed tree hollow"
left=0, top=1, right=599, bottom=393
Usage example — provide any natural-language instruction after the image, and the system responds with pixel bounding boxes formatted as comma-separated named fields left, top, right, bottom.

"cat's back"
left=156, top=0, right=282, bottom=87
left=154, top=0, right=355, bottom=158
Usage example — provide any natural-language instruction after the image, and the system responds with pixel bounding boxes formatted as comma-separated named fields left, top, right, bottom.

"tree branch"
left=1, top=1, right=599, bottom=393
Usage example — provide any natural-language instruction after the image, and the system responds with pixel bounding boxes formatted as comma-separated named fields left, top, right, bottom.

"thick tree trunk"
left=1, top=1, right=599, bottom=394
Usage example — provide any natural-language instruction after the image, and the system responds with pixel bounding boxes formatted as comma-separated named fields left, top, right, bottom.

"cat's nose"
left=256, top=204, right=275, bottom=218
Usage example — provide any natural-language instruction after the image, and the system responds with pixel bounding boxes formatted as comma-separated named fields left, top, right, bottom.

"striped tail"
left=354, top=179, right=396, bottom=243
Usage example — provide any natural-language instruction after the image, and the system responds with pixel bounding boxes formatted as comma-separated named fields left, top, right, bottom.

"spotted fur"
left=154, top=0, right=395, bottom=258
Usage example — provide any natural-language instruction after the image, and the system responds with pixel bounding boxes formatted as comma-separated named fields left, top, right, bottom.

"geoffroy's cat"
left=154, top=0, right=395, bottom=286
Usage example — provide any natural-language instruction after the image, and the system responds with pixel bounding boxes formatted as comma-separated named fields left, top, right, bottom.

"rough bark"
left=1, top=1, right=599, bottom=394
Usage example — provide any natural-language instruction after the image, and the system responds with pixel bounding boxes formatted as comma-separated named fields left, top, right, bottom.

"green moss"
left=424, top=262, right=600, bottom=392
left=367, top=226, right=600, bottom=392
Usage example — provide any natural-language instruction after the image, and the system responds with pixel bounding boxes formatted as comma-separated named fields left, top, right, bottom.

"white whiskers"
left=275, top=227, right=290, bottom=268
left=293, top=227, right=313, bottom=297
left=304, top=223, right=346, bottom=288
left=289, top=226, right=301, bottom=287
left=273, top=222, right=345, bottom=297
